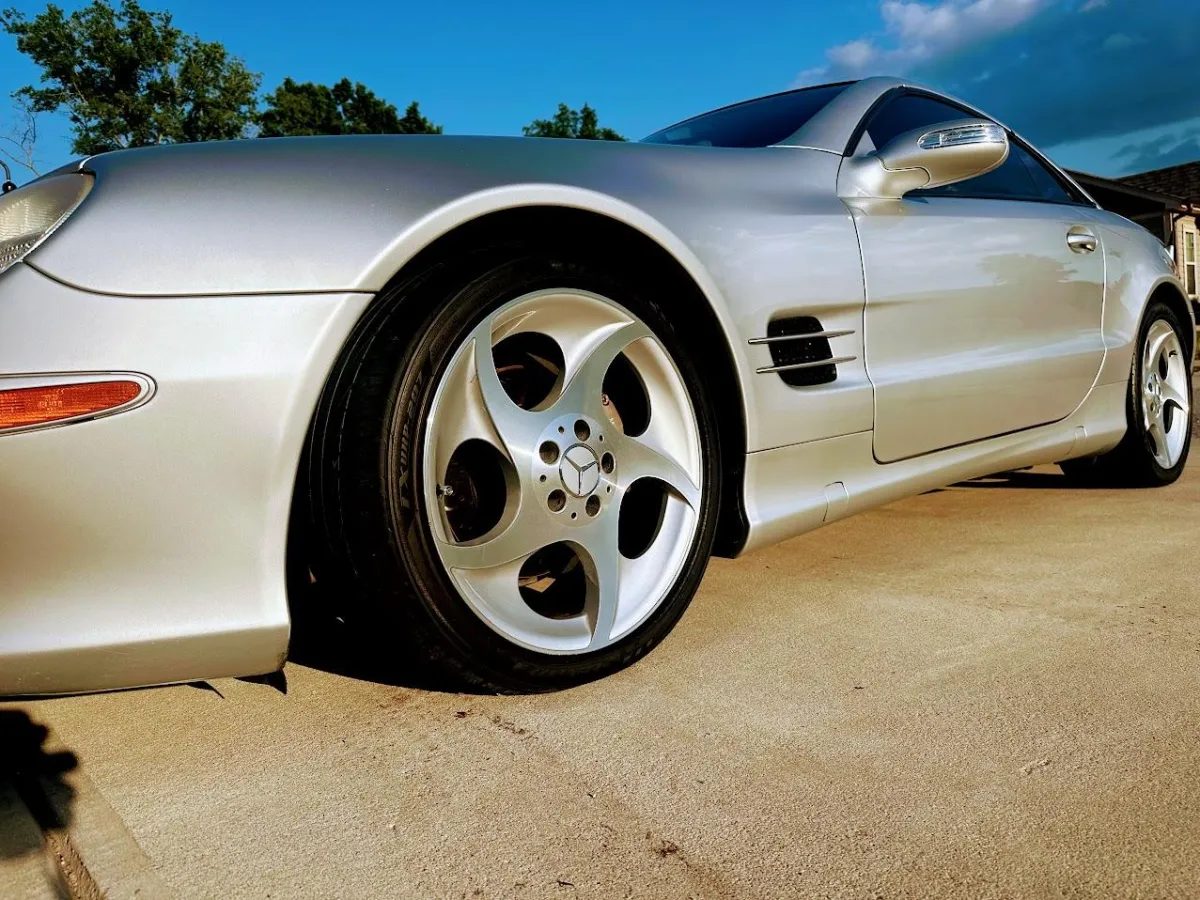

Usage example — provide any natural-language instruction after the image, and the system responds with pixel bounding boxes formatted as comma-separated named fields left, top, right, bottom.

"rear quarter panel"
left=1092, top=209, right=1194, bottom=387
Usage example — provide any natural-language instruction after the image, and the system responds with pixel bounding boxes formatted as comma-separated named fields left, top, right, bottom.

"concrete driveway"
left=5, top=412, right=1200, bottom=899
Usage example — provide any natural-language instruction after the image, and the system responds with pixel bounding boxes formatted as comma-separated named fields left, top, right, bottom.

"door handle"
left=1067, top=228, right=1098, bottom=254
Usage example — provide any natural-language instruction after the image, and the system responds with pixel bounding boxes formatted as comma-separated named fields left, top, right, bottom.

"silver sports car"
left=0, top=76, right=1192, bottom=695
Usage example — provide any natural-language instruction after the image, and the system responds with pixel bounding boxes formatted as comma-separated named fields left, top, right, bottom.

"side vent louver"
left=748, top=316, right=856, bottom=387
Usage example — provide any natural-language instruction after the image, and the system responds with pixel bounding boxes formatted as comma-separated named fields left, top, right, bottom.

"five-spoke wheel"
left=1138, top=317, right=1191, bottom=471
left=308, top=254, right=720, bottom=692
left=1060, top=299, right=1193, bottom=486
left=424, top=288, right=703, bottom=654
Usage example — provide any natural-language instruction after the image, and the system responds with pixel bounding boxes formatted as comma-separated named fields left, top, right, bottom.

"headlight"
left=1158, top=242, right=1175, bottom=271
left=0, top=173, right=93, bottom=276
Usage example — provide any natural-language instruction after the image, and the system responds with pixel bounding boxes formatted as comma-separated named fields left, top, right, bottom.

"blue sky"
left=0, top=0, right=1195, bottom=180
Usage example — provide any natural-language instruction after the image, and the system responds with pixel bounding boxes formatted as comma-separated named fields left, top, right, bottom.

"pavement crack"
left=42, top=827, right=104, bottom=900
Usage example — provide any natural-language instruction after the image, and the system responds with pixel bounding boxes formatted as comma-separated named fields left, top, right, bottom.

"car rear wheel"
left=308, top=253, right=721, bottom=692
left=1060, top=299, right=1193, bottom=486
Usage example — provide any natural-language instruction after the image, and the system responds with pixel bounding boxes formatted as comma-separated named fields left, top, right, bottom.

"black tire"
left=1060, top=299, right=1193, bottom=487
left=305, top=251, right=722, bottom=693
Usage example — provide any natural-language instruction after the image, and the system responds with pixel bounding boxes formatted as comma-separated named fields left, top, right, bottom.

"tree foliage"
left=523, top=103, right=625, bottom=141
left=1, top=0, right=639, bottom=161
left=258, top=77, right=442, bottom=137
left=0, top=0, right=260, bottom=155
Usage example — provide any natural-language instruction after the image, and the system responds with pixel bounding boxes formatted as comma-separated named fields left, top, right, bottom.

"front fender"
left=26, top=136, right=861, bottom=452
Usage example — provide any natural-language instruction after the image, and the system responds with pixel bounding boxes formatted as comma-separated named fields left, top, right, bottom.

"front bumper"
left=0, top=262, right=371, bottom=694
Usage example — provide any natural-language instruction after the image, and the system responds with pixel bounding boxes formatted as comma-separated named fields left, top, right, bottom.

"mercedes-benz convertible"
left=0, top=76, right=1191, bottom=694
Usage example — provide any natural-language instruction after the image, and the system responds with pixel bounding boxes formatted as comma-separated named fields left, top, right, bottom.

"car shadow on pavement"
left=956, top=470, right=1085, bottom=490
left=963, top=377, right=1199, bottom=491
left=287, top=578, right=485, bottom=694
left=0, top=709, right=78, bottom=859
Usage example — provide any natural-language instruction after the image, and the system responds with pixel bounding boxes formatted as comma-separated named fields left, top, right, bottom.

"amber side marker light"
left=0, top=380, right=143, bottom=429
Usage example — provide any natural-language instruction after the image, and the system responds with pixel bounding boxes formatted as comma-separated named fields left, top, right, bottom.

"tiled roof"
left=1118, top=161, right=1200, bottom=203
left=1068, top=169, right=1185, bottom=204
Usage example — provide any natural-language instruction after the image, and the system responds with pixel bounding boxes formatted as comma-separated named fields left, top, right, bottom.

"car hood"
left=22, top=135, right=839, bottom=297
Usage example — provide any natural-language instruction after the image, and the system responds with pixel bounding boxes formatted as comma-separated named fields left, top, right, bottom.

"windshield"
left=642, top=82, right=852, bottom=148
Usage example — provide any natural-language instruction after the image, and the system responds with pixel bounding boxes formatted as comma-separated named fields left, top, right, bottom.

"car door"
left=843, top=92, right=1107, bottom=463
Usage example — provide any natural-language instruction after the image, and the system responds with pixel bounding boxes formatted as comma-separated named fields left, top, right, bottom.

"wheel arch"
left=295, top=197, right=752, bottom=572
left=1146, top=278, right=1196, bottom=361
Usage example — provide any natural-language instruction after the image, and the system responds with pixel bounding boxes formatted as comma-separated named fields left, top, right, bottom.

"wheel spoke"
left=576, top=521, right=622, bottom=650
left=435, top=496, right=550, bottom=571
left=427, top=336, right=499, bottom=479
left=447, top=558, right=594, bottom=650
left=427, top=320, right=547, bottom=479
left=1160, top=379, right=1188, bottom=416
left=554, top=320, right=653, bottom=416
left=618, top=433, right=701, bottom=509
left=1148, top=414, right=1170, bottom=466
left=470, top=322, right=544, bottom=456
left=1145, top=327, right=1172, bottom=375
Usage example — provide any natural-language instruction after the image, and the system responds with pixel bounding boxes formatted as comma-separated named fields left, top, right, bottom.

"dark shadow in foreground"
left=0, top=709, right=78, bottom=860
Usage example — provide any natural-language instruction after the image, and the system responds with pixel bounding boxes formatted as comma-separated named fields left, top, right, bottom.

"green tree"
left=259, top=77, right=442, bottom=137
left=523, top=103, right=625, bottom=141
left=1, top=0, right=259, bottom=155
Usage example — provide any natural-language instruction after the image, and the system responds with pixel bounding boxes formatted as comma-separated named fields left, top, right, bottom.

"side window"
left=859, top=93, right=1081, bottom=204
left=862, top=94, right=974, bottom=150
left=1013, top=140, right=1087, bottom=204
left=922, top=140, right=1041, bottom=201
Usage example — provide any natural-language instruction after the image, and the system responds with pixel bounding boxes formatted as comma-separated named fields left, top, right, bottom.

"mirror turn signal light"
left=0, top=380, right=143, bottom=430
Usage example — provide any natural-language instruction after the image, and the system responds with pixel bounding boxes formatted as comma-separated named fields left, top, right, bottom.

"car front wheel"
left=309, top=253, right=722, bottom=692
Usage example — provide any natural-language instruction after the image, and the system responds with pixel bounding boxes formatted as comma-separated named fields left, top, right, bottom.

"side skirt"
left=739, top=381, right=1127, bottom=555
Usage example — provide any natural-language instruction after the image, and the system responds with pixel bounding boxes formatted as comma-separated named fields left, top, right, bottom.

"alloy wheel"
left=422, top=288, right=702, bottom=655
left=1140, top=318, right=1190, bottom=469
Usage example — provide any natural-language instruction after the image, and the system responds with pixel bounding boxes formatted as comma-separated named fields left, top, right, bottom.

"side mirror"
left=839, top=118, right=1009, bottom=200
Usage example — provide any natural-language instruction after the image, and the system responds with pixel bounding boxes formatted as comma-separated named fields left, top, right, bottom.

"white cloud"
left=882, top=0, right=1045, bottom=44
left=827, top=39, right=878, bottom=69
left=798, top=0, right=1052, bottom=83
left=1102, top=32, right=1146, bottom=50
left=791, top=0, right=1199, bottom=173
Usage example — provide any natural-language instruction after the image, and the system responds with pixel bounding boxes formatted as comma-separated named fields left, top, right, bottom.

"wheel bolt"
left=547, top=489, right=566, bottom=512
left=539, top=441, right=560, bottom=464
left=601, top=452, right=615, bottom=474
